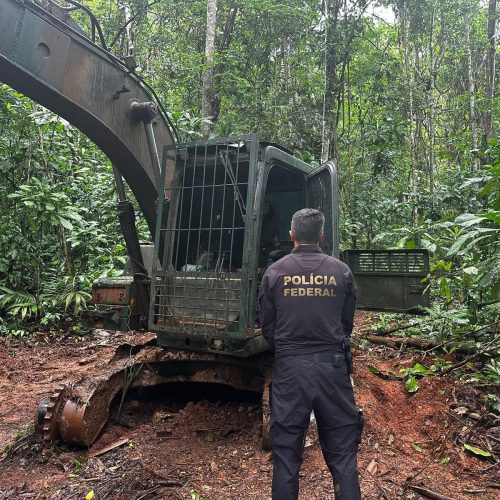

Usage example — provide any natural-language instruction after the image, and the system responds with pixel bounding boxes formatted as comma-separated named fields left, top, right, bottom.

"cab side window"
left=260, top=165, right=305, bottom=263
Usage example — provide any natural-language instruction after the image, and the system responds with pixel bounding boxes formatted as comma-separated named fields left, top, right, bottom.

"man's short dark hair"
left=291, top=209, right=325, bottom=242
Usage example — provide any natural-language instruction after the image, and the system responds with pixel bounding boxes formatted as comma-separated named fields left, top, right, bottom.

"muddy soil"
left=0, top=312, right=498, bottom=499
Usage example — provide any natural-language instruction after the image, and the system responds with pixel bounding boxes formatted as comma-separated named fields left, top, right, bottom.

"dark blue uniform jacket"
left=258, top=245, right=356, bottom=357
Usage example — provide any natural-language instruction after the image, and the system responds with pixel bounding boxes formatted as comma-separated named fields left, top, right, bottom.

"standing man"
left=258, top=208, right=362, bottom=500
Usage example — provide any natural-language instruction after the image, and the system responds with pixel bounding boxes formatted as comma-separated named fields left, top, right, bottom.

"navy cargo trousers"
left=270, top=349, right=362, bottom=500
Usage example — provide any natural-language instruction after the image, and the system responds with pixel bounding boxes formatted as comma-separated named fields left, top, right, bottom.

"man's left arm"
left=341, top=269, right=357, bottom=336
left=258, top=271, right=276, bottom=351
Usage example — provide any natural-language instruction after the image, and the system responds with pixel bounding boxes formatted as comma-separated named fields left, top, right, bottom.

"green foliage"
left=169, top=110, right=214, bottom=141
left=474, top=359, right=500, bottom=386
left=14, top=422, right=34, bottom=441
left=0, top=85, right=128, bottom=332
left=430, top=357, right=453, bottom=372
left=486, top=394, right=500, bottom=414
left=73, top=455, right=86, bottom=471
left=400, top=363, right=433, bottom=393
left=0, top=286, right=39, bottom=320
left=371, top=158, right=499, bottom=311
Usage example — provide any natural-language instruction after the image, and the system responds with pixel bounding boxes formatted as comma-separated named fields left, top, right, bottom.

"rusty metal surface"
left=41, top=385, right=70, bottom=443
left=0, top=0, right=176, bottom=235
left=92, top=279, right=132, bottom=306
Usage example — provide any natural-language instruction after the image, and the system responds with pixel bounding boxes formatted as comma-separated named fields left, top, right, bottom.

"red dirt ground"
left=0, top=312, right=498, bottom=499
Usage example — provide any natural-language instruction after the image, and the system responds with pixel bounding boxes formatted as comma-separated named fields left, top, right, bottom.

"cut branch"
left=408, top=485, right=455, bottom=500
left=438, top=335, right=500, bottom=376
left=366, top=334, right=499, bottom=358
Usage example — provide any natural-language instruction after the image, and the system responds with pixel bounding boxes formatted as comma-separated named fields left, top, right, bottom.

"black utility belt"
left=287, top=351, right=346, bottom=365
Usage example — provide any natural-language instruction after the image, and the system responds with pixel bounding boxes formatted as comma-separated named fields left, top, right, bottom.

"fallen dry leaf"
left=366, top=460, right=378, bottom=476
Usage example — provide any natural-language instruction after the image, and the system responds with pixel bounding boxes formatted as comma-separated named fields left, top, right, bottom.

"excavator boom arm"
left=0, top=0, right=175, bottom=235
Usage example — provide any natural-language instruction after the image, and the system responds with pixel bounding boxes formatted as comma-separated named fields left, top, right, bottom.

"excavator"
left=0, top=0, right=430, bottom=448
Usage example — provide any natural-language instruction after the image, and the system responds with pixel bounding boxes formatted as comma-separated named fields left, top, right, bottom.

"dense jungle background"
left=1, top=0, right=498, bottom=372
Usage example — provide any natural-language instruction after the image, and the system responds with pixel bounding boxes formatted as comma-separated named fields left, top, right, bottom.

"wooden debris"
left=157, top=479, right=184, bottom=487
left=89, top=438, right=129, bottom=457
left=366, top=334, right=499, bottom=358
left=439, top=334, right=500, bottom=376
left=409, top=485, right=455, bottom=500
left=367, top=335, right=435, bottom=350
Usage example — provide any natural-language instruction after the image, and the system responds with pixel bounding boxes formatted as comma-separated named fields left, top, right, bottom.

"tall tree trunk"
left=427, top=0, right=436, bottom=196
left=321, top=0, right=340, bottom=163
left=483, top=0, right=497, bottom=146
left=212, top=6, right=238, bottom=124
left=201, top=0, right=218, bottom=139
left=400, top=2, right=418, bottom=226
left=463, top=2, right=479, bottom=171
left=123, top=3, right=135, bottom=57
left=59, top=223, right=74, bottom=277
left=321, top=1, right=370, bottom=163
left=426, top=2, right=446, bottom=198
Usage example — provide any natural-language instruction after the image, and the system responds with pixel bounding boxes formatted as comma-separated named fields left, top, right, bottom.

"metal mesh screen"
left=343, top=250, right=429, bottom=275
left=151, top=138, right=252, bottom=332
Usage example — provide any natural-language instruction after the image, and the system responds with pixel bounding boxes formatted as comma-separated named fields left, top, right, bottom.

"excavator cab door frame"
left=305, top=161, right=339, bottom=258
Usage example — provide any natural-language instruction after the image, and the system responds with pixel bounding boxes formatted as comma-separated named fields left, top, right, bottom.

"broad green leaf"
left=65, top=292, right=73, bottom=310
left=480, top=211, right=500, bottom=225
left=65, top=211, right=83, bottom=222
left=421, top=239, right=437, bottom=253
left=395, top=236, right=408, bottom=248
left=408, top=363, right=432, bottom=376
left=59, top=217, right=73, bottom=230
left=454, top=213, right=487, bottom=227
left=405, top=375, right=419, bottom=393
left=446, top=233, right=472, bottom=257
left=463, top=266, right=479, bottom=275
left=446, top=232, right=497, bottom=257
left=460, top=177, right=485, bottom=189
left=463, top=444, right=492, bottom=458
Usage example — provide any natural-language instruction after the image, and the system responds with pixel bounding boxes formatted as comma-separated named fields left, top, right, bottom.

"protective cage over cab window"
left=149, top=136, right=260, bottom=350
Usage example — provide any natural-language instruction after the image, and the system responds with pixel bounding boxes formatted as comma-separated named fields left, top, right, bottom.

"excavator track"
left=35, top=338, right=273, bottom=448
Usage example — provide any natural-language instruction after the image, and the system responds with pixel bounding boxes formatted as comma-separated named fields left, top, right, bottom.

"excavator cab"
left=149, top=135, right=323, bottom=356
